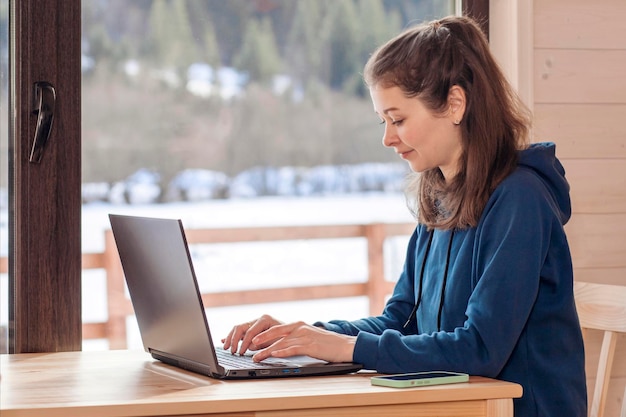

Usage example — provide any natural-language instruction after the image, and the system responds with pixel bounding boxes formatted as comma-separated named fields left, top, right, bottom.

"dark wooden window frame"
left=464, top=0, right=489, bottom=39
left=8, top=0, right=82, bottom=352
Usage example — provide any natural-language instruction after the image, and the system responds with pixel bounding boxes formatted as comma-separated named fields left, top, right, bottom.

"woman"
left=223, top=16, right=586, bottom=416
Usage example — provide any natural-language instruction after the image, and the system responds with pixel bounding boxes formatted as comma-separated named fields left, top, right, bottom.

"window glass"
left=81, top=0, right=454, bottom=350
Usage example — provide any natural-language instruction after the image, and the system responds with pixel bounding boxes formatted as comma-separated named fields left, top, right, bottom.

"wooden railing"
left=2, top=222, right=416, bottom=349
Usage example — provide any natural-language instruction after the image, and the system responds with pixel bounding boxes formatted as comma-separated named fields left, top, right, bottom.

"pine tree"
left=147, top=0, right=197, bottom=72
left=284, top=0, right=324, bottom=87
left=357, top=0, right=399, bottom=56
left=203, top=23, right=221, bottom=68
left=147, top=0, right=170, bottom=65
left=321, top=0, right=360, bottom=90
left=232, top=17, right=282, bottom=84
left=169, top=1, right=198, bottom=69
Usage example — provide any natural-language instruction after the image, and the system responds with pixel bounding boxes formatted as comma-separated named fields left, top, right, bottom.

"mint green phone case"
left=370, top=371, right=469, bottom=388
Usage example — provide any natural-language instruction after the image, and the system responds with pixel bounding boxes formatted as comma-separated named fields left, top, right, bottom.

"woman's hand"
left=249, top=321, right=356, bottom=363
left=222, top=314, right=284, bottom=355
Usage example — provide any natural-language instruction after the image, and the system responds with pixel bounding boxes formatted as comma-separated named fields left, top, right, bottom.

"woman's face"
left=370, top=85, right=464, bottom=181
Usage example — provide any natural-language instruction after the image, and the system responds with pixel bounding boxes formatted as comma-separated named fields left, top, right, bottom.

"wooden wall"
left=531, top=0, right=626, bottom=415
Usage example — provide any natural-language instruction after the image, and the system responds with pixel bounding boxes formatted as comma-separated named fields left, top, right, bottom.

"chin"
left=407, top=163, right=426, bottom=173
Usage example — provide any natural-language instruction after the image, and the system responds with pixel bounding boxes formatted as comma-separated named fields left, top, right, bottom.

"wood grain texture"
left=533, top=1, right=626, bottom=414
left=561, top=159, right=626, bottom=214
left=575, top=282, right=626, bottom=333
left=574, top=282, right=626, bottom=417
left=534, top=104, right=626, bottom=159
left=574, top=268, right=626, bottom=286
left=534, top=49, right=626, bottom=104
left=11, top=0, right=82, bottom=352
left=534, top=0, right=626, bottom=49
left=566, top=214, right=626, bottom=269
left=0, top=350, right=522, bottom=417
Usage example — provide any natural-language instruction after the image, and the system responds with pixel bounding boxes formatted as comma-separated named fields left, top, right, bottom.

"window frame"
left=8, top=0, right=82, bottom=352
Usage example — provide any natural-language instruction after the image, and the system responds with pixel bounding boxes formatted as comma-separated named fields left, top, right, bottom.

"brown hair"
left=363, top=16, right=530, bottom=229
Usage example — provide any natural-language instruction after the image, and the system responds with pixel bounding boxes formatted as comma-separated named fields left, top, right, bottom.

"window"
left=3, top=0, right=486, bottom=353
left=80, top=0, right=456, bottom=350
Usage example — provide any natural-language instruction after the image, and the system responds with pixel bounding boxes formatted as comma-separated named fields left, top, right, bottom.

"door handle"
left=29, top=81, right=56, bottom=163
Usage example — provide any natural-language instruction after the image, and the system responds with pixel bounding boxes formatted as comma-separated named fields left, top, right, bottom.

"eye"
left=392, top=119, right=404, bottom=126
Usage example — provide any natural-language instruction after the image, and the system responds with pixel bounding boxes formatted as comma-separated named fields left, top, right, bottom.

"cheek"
left=418, top=118, right=450, bottom=144
left=401, top=121, right=428, bottom=146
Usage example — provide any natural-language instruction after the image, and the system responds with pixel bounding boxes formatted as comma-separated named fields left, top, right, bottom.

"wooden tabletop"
left=1, top=350, right=523, bottom=417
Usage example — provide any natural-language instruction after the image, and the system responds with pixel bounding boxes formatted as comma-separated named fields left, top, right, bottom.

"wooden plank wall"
left=532, top=0, right=626, bottom=414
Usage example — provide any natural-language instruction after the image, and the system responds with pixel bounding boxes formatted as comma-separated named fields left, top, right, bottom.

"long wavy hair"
left=363, top=16, right=531, bottom=230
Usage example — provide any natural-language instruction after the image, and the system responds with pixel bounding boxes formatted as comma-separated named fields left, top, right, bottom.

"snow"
left=2, top=193, right=416, bottom=351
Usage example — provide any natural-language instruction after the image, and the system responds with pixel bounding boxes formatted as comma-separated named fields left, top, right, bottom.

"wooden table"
left=1, top=350, right=522, bottom=417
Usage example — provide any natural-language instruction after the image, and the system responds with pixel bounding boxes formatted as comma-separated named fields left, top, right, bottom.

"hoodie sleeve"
left=320, top=164, right=570, bottom=376
left=318, top=228, right=421, bottom=336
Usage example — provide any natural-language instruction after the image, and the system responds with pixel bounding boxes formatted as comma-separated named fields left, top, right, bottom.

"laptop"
left=108, top=214, right=362, bottom=379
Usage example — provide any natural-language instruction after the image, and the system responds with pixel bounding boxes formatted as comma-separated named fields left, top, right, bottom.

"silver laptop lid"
left=109, top=214, right=225, bottom=377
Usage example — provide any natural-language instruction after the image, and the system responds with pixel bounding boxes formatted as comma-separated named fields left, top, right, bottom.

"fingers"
left=222, top=321, right=252, bottom=354
left=222, top=315, right=283, bottom=355
left=251, top=323, right=357, bottom=364
left=250, top=322, right=315, bottom=362
left=223, top=319, right=356, bottom=363
left=239, top=319, right=272, bottom=353
left=252, top=342, right=301, bottom=362
left=251, top=321, right=303, bottom=348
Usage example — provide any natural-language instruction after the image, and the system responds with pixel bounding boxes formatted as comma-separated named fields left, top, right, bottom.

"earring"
left=453, top=119, right=461, bottom=125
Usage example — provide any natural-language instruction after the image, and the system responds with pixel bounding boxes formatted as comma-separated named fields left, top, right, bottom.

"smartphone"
left=370, top=371, right=469, bottom=388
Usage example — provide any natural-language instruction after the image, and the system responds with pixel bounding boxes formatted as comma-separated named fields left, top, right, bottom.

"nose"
left=382, top=124, right=398, bottom=148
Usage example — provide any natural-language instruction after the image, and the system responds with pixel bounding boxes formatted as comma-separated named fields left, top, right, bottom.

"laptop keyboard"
left=216, top=348, right=284, bottom=369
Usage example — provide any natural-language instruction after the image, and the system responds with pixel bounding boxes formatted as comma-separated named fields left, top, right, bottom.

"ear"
left=447, top=85, right=466, bottom=125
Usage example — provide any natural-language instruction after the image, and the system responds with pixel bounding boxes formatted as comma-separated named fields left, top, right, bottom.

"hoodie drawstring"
left=437, top=230, right=455, bottom=331
left=403, top=231, right=433, bottom=329
left=403, top=229, right=455, bottom=332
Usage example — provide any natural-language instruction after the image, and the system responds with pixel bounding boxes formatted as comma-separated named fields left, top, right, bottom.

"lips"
left=397, top=150, right=413, bottom=159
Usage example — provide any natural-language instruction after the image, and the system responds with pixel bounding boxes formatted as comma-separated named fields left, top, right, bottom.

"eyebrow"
left=381, top=107, right=400, bottom=115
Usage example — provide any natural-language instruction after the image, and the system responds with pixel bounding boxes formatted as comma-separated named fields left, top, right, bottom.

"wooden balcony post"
left=366, top=224, right=387, bottom=316
left=103, top=230, right=128, bottom=349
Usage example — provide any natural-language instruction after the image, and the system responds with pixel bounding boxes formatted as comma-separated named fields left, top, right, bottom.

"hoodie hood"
left=517, top=142, right=571, bottom=225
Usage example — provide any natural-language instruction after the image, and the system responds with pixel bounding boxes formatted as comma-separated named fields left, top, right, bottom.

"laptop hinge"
left=149, top=348, right=225, bottom=378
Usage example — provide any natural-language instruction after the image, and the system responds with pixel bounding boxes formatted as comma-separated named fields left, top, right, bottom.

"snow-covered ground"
left=1, top=193, right=416, bottom=351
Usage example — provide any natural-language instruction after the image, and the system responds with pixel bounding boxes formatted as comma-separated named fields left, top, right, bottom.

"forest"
left=80, top=0, right=452, bottom=191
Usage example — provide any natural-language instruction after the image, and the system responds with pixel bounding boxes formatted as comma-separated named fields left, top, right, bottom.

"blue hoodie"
left=318, top=143, right=587, bottom=417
